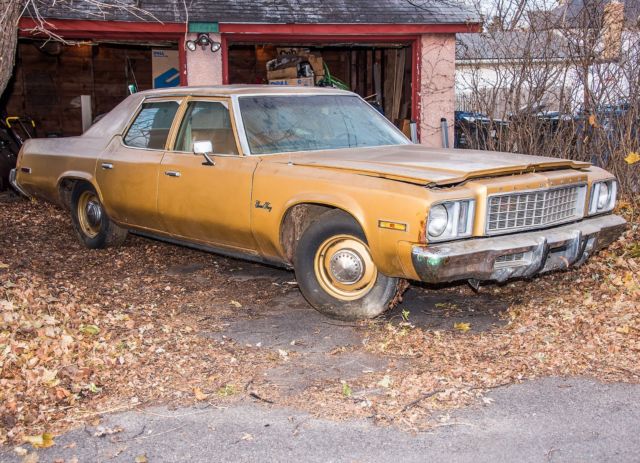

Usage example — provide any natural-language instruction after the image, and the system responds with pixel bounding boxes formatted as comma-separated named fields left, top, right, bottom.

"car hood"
left=275, top=144, right=590, bottom=186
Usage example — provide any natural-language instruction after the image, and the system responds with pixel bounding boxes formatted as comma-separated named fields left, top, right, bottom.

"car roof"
left=137, top=84, right=354, bottom=98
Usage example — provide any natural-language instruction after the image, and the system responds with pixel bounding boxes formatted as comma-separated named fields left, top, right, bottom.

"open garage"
left=4, top=1, right=480, bottom=145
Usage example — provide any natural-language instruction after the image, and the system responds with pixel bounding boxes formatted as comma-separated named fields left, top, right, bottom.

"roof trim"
left=18, top=18, right=480, bottom=40
left=219, top=23, right=481, bottom=34
left=19, top=18, right=185, bottom=39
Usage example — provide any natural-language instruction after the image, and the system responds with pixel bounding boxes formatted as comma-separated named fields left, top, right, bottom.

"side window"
left=123, top=101, right=179, bottom=150
left=174, top=101, right=238, bottom=155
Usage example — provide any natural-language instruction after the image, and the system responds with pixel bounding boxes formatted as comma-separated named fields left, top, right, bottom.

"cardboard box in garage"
left=268, top=77, right=315, bottom=87
left=266, top=53, right=325, bottom=81
left=267, top=67, right=299, bottom=80
left=306, top=54, right=324, bottom=77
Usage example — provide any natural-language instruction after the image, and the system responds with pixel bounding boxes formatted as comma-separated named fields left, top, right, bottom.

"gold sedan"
left=11, top=86, right=626, bottom=320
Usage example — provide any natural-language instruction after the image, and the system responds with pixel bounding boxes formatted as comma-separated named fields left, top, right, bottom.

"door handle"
left=101, top=163, right=113, bottom=170
left=164, top=171, right=181, bottom=177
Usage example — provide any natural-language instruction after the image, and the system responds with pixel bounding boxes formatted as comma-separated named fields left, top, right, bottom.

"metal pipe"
left=410, top=121, right=418, bottom=144
left=440, top=117, right=449, bottom=148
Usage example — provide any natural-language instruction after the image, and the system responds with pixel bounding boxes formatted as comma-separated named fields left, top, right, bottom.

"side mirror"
left=193, top=140, right=215, bottom=166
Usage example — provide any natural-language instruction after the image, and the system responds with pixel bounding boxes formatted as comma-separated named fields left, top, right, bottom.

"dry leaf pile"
left=1, top=197, right=638, bottom=442
left=0, top=199, right=285, bottom=445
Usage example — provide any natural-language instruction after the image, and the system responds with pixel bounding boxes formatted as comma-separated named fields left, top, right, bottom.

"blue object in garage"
left=154, top=68, right=180, bottom=88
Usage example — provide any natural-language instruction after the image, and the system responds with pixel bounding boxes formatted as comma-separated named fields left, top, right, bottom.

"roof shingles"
left=32, top=0, right=480, bottom=25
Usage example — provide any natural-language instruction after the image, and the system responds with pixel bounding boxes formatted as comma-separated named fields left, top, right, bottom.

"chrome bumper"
left=9, top=168, right=29, bottom=197
left=412, top=214, right=626, bottom=284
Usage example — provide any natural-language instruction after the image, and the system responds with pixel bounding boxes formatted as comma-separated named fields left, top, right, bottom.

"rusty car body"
left=11, top=86, right=626, bottom=319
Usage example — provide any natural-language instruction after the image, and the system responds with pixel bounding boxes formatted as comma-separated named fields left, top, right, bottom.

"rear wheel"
left=294, top=209, right=398, bottom=320
left=70, top=182, right=127, bottom=249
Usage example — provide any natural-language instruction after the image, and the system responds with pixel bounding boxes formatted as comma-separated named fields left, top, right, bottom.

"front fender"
left=250, top=164, right=427, bottom=276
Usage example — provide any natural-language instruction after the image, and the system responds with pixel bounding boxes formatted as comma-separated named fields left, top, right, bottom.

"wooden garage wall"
left=5, top=41, right=156, bottom=137
left=227, top=44, right=413, bottom=126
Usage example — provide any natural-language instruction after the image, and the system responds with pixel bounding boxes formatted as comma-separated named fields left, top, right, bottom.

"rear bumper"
left=9, top=168, right=29, bottom=197
left=411, top=214, right=626, bottom=284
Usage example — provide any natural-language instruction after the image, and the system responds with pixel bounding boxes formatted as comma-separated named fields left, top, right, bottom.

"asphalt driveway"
left=4, top=377, right=640, bottom=462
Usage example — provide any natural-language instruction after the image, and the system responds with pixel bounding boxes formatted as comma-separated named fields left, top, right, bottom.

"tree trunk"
left=0, top=0, right=25, bottom=98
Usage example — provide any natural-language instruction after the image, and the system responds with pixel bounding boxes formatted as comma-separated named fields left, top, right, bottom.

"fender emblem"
left=255, top=200, right=272, bottom=212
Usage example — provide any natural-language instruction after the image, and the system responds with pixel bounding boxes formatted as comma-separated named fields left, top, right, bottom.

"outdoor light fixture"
left=185, top=33, right=221, bottom=52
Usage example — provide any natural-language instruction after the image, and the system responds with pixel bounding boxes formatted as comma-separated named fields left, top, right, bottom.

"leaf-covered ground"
left=1, top=196, right=638, bottom=446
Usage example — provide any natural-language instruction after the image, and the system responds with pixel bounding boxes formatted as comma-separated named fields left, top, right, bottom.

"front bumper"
left=9, top=168, right=29, bottom=197
left=411, top=214, right=626, bottom=284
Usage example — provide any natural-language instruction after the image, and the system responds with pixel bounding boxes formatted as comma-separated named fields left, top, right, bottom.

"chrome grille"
left=486, top=185, right=585, bottom=234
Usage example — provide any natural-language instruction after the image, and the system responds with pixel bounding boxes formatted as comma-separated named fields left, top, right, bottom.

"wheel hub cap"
left=329, top=249, right=364, bottom=284
left=313, top=235, right=378, bottom=301
left=85, top=200, right=103, bottom=226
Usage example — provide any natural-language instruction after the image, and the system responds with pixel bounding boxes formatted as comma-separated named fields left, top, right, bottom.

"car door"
left=96, top=98, right=181, bottom=231
left=157, top=97, right=259, bottom=251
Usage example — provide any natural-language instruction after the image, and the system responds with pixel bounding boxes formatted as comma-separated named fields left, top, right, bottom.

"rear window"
left=123, top=101, right=179, bottom=149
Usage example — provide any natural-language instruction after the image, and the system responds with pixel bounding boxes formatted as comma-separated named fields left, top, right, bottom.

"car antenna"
left=288, top=151, right=292, bottom=166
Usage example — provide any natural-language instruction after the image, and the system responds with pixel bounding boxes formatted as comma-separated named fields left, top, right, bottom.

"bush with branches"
left=456, top=0, right=639, bottom=200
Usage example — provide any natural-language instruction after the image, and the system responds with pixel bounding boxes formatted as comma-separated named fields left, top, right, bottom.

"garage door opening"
left=4, top=40, right=179, bottom=137
left=227, top=42, right=414, bottom=130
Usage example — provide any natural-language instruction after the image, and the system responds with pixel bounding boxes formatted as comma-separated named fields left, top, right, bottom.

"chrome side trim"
left=9, top=168, right=30, bottom=197
left=130, top=229, right=292, bottom=270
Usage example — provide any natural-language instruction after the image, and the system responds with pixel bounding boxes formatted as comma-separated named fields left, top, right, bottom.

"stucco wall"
left=185, top=33, right=223, bottom=86
left=418, top=34, right=456, bottom=148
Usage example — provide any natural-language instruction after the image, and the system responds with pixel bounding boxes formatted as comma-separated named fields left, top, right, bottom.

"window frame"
left=168, top=96, right=242, bottom=157
left=121, top=97, right=183, bottom=152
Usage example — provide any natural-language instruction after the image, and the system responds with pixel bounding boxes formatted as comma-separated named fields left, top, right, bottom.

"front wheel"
left=294, top=210, right=398, bottom=320
left=70, top=182, right=127, bottom=249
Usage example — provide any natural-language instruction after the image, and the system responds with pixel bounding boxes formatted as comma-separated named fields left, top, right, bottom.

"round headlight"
left=428, top=205, right=449, bottom=237
left=597, top=182, right=610, bottom=209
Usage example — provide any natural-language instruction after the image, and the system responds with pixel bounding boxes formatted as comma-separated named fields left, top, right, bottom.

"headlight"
left=427, top=200, right=475, bottom=242
left=597, top=182, right=609, bottom=209
left=427, top=205, right=448, bottom=237
left=588, top=180, right=617, bottom=215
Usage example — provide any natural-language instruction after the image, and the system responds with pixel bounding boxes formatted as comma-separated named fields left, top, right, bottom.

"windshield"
left=238, top=95, right=409, bottom=155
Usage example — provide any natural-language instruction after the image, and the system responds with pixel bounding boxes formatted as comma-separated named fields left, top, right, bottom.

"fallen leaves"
left=345, top=215, right=640, bottom=430
left=93, top=425, right=123, bottom=437
left=624, top=151, right=640, bottom=165
left=193, top=387, right=208, bottom=401
left=341, top=381, right=352, bottom=398
left=377, top=375, right=392, bottom=388
left=0, top=199, right=285, bottom=445
left=79, top=324, right=100, bottom=336
left=453, top=322, right=471, bottom=333
left=1, top=197, right=638, bottom=443
left=23, top=433, right=55, bottom=448
left=616, top=325, right=631, bottom=334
